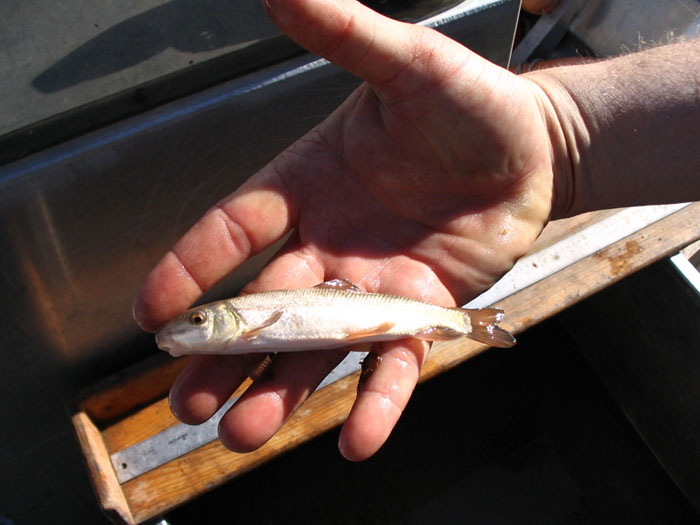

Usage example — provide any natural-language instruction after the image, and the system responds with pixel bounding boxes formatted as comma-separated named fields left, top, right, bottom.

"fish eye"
left=189, top=311, right=207, bottom=325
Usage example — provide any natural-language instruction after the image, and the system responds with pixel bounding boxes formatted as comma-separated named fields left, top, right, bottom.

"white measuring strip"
left=111, top=202, right=690, bottom=483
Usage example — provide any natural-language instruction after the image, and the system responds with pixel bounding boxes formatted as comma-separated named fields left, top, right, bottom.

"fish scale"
left=229, top=287, right=466, bottom=339
left=156, top=280, right=515, bottom=357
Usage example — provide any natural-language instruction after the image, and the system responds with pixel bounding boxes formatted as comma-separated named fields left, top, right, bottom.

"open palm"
left=134, top=0, right=556, bottom=460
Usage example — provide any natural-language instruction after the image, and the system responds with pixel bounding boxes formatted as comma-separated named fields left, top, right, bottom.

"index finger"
left=133, top=165, right=294, bottom=331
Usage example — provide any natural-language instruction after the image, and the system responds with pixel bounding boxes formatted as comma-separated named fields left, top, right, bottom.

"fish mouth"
left=155, top=332, right=171, bottom=352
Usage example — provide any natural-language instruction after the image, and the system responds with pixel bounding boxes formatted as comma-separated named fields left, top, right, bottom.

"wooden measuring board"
left=72, top=203, right=700, bottom=524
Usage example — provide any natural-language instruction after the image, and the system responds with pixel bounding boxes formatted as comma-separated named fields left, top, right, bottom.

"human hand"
left=133, top=0, right=558, bottom=460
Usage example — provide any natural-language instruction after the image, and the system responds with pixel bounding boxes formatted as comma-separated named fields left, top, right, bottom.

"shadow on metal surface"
left=32, top=0, right=279, bottom=93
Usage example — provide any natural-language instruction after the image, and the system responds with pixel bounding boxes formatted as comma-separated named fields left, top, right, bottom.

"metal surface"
left=510, top=0, right=589, bottom=64
left=0, top=0, right=286, bottom=157
left=108, top=203, right=688, bottom=483
left=0, top=0, right=467, bottom=166
left=569, top=0, right=700, bottom=57
left=0, top=1, right=520, bottom=522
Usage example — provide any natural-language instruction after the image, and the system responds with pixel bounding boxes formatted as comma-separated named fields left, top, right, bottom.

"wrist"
left=522, top=39, right=700, bottom=218
left=523, top=70, right=590, bottom=220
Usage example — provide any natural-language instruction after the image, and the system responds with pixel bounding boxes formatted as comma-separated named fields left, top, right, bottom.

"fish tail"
left=461, top=307, right=516, bottom=348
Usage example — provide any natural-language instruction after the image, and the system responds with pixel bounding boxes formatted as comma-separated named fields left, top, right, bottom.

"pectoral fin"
left=343, top=322, right=394, bottom=341
left=314, top=278, right=362, bottom=292
left=241, top=311, right=283, bottom=341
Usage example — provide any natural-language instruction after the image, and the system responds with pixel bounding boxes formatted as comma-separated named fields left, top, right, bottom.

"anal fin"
left=414, top=326, right=463, bottom=341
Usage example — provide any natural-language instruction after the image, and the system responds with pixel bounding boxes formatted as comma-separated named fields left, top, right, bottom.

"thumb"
left=263, top=0, right=467, bottom=90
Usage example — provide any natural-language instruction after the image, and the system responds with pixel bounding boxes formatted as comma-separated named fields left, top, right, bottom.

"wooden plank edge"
left=80, top=355, right=190, bottom=424
left=71, top=411, right=135, bottom=524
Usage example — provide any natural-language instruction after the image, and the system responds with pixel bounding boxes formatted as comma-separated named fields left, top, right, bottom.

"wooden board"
left=71, top=203, right=700, bottom=523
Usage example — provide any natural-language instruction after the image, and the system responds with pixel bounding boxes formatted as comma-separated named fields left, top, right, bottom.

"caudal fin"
left=463, top=307, right=516, bottom=348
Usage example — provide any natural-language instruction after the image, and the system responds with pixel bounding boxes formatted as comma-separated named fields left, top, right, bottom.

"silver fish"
left=156, top=279, right=516, bottom=357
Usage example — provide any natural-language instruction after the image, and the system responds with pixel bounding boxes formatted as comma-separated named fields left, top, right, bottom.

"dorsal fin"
left=314, top=278, right=362, bottom=292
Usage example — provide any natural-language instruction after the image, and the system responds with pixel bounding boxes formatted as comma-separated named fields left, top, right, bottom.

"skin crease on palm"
left=132, top=0, right=563, bottom=461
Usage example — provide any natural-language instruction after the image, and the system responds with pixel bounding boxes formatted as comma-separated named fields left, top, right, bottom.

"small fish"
left=155, top=279, right=516, bottom=357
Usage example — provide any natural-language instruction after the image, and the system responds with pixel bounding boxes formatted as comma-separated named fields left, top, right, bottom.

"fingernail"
left=132, top=295, right=155, bottom=332
left=337, top=434, right=363, bottom=462
left=338, top=434, right=351, bottom=460
left=168, top=388, right=183, bottom=421
left=132, top=296, right=145, bottom=325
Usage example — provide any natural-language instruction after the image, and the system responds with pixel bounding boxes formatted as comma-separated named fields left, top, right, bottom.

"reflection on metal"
left=35, top=188, right=76, bottom=289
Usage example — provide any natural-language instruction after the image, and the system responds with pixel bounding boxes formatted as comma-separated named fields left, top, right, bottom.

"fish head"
left=155, top=302, right=243, bottom=356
